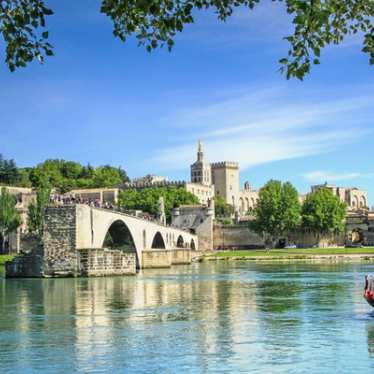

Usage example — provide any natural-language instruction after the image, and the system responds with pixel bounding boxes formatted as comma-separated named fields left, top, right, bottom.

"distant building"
left=0, top=186, right=36, bottom=253
left=189, top=141, right=258, bottom=213
left=311, top=183, right=368, bottom=211
left=132, top=174, right=168, bottom=185
left=68, top=188, right=119, bottom=204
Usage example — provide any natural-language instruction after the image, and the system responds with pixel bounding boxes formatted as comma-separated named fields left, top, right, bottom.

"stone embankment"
left=204, top=253, right=374, bottom=263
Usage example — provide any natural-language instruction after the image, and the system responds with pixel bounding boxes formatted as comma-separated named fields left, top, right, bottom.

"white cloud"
left=148, top=84, right=373, bottom=172
left=303, top=170, right=374, bottom=183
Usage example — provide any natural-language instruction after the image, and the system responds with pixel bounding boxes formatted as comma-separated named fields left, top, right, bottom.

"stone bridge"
left=6, top=205, right=198, bottom=278
left=71, top=204, right=197, bottom=253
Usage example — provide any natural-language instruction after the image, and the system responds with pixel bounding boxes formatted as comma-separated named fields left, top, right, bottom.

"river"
left=1, top=261, right=374, bottom=373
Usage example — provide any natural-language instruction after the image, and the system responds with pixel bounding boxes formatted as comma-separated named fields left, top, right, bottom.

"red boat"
left=364, top=275, right=374, bottom=307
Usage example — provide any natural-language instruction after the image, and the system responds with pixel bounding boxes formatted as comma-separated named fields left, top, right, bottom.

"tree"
left=0, top=187, right=21, bottom=252
left=251, top=180, right=301, bottom=247
left=93, top=165, right=129, bottom=188
left=214, top=196, right=234, bottom=218
left=118, top=186, right=199, bottom=222
left=301, top=187, right=347, bottom=239
left=0, top=154, right=20, bottom=185
left=27, top=183, right=51, bottom=237
left=1, top=1, right=374, bottom=79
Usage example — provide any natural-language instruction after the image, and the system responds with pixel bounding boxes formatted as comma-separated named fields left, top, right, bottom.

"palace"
left=189, top=141, right=258, bottom=214
left=188, top=141, right=368, bottom=214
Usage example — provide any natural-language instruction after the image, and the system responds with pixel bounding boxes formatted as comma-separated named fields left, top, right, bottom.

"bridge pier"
left=78, top=249, right=136, bottom=276
left=141, top=249, right=192, bottom=269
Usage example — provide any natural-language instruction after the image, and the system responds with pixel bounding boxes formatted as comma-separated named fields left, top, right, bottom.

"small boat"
left=364, top=275, right=374, bottom=307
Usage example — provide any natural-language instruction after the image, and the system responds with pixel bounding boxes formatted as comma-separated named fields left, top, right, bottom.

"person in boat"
left=364, top=275, right=374, bottom=307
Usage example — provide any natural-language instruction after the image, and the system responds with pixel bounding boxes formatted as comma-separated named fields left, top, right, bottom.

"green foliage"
left=301, top=187, right=347, bottom=235
left=2, top=1, right=374, bottom=79
left=27, top=183, right=51, bottom=236
left=251, top=180, right=301, bottom=245
left=0, top=187, right=21, bottom=251
left=215, top=196, right=234, bottom=218
left=118, top=186, right=199, bottom=222
left=0, top=154, right=20, bottom=185
left=0, top=0, right=54, bottom=71
left=0, top=254, right=15, bottom=265
left=25, top=159, right=129, bottom=193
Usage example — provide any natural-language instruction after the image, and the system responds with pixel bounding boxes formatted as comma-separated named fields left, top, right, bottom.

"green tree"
left=214, top=196, right=234, bottom=218
left=0, top=154, right=20, bottom=185
left=93, top=165, right=129, bottom=188
left=301, top=187, right=347, bottom=239
left=27, top=184, right=51, bottom=237
left=2, top=1, right=374, bottom=79
left=0, top=187, right=21, bottom=252
left=118, top=186, right=199, bottom=222
left=251, top=180, right=301, bottom=247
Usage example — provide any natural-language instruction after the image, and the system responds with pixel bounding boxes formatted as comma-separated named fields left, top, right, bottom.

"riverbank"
left=204, top=248, right=374, bottom=262
left=0, top=255, right=14, bottom=266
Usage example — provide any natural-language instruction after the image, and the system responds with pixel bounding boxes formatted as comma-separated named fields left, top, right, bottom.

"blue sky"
left=1, top=1, right=373, bottom=203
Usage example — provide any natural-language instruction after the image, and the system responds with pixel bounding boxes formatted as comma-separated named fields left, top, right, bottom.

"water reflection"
left=1, top=262, right=374, bottom=373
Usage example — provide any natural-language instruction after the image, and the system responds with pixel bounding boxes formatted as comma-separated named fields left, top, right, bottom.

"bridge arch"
left=102, top=219, right=139, bottom=268
left=361, top=196, right=367, bottom=208
left=177, top=235, right=184, bottom=248
left=151, top=232, right=166, bottom=249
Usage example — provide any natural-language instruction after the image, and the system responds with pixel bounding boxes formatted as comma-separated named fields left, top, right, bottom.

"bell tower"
left=190, top=140, right=211, bottom=186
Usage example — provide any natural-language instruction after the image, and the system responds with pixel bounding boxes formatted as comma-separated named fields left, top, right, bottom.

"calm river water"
left=1, top=261, right=374, bottom=374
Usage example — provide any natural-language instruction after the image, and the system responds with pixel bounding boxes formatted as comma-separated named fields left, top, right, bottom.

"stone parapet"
left=210, top=161, right=239, bottom=169
left=122, top=180, right=186, bottom=190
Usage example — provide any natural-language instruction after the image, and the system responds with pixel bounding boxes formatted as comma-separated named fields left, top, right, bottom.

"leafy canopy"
left=27, top=183, right=51, bottom=236
left=0, top=187, right=21, bottom=249
left=251, top=179, right=301, bottom=242
left=0, top=156, right=130, bottom=193
left=0, top=154, right=20, bottom=185
left=301, top=187, right=347, bottom=235
left=214, top=195, right=234, bottom=218
left=1, top=1, right=374, bottom=79
left=118, top=186, right=199, bottom=222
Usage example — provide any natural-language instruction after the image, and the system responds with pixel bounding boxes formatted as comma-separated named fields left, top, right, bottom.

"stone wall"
left=196, top=216, right=214, bottom=251
left=141, top=249, right=172, bottom=268
left=5, top=254, right=43, bottom=278
left=78, top=249, right=136, bottom=276
left=43, top=205, right=79, bottom=277
left=213, top=224, right=264, bottom=249
left=171, top=249, right=192, bottom=265
left=288, top=231, right=345, bottom=248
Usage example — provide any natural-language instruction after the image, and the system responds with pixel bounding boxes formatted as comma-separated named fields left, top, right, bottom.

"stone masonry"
left=43, top=205, right=78, bottom=277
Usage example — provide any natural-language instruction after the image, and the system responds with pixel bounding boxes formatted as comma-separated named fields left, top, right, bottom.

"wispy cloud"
left=148, top=84, right=373, bottom=172
left=303, top=170, right=374, bottom=183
